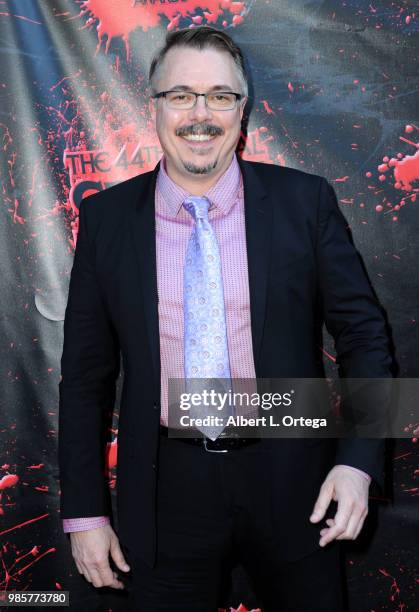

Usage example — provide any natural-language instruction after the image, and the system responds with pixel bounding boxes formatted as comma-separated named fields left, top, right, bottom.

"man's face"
left=151, top=46, right=246, bottom=183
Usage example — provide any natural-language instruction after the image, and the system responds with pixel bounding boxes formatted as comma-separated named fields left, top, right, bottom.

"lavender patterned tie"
left=183, top=196, right=232, bottom=440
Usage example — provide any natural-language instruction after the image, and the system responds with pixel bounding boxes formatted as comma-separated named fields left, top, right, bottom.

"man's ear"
left=149, top=97, right=157, bottom=121
left=239, top=96, right=248, bottom=121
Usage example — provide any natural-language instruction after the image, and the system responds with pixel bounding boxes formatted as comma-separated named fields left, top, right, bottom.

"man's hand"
left=309, top=465, right=369, bottom=547
left=70, top=524, right=130, bottom=589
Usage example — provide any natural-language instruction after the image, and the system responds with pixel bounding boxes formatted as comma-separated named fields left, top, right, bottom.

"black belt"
left=159, top=425, right=260, bottom=453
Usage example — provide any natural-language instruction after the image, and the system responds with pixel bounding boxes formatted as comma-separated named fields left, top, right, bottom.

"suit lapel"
left=130, top=162, right=161, bottom=392
left=238, top=158, right=272, bottom=372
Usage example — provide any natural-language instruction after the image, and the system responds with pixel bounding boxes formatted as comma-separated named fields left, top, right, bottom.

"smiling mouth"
left=180, top=134, right=216, bottom=142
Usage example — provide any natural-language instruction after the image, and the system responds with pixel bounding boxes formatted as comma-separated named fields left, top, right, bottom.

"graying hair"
left=149, top=26, right=248, bottom=97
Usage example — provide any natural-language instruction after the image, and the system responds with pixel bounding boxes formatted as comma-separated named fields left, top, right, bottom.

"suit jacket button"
left=152, top=463, right=156, bottom=470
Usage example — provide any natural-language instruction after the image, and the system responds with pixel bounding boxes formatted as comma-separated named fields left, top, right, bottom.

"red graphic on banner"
left=366, top=124, right=418, bottom=220
left=0, top=474, right=19, bottom=516
left=79, top=0, right=248, bottom=60
left=218, top=606, right=261, bottom=612
left=393, top=151, right=419, bottom=192
left=106, top=440, right=118, bottom=472
left=0, top=474, right=19, bottom=490
left=0, top=512, right=54, bottom=592
left=63, top=132, right=163, bottom=211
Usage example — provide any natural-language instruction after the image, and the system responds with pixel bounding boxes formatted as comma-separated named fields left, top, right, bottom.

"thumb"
left=109, top=536, right=130, bottom=572
left=310, top=480, right=333, bottom=523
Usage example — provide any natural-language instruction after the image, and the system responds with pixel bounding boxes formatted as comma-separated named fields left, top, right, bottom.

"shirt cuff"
left=336, top=464, right=372, bottom=483
left=62, top=516, right=110, bottom=533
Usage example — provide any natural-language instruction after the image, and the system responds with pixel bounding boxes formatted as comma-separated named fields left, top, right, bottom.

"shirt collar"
left=156, top=153, right=241, bottom=218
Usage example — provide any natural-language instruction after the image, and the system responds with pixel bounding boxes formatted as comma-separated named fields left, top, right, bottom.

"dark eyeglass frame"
left=152, top=90, right=244, bottom=110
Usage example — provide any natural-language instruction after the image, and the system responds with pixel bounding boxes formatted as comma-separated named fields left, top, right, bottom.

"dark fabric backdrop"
left=0, top=1, right=417, bottom=610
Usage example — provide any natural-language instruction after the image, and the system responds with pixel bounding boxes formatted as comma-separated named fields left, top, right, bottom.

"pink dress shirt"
left=62, top=155, right=370, bottom=533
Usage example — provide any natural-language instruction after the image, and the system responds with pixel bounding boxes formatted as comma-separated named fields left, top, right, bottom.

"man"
left=59, top=26, right=392, bottom=611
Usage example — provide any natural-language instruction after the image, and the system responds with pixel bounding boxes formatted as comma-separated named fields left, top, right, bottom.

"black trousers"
left=120, top=432, right=345, bottom=612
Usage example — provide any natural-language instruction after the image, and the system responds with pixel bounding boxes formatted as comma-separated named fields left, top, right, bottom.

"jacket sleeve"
left=58, top=196, right=120, bottom=519
left=315, top=178, right=393, bottom=489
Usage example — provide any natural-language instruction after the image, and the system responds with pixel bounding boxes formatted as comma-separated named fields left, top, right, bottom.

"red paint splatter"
left=319, top=347, right=337, bottom=363
left=0, top=514, right=49, bottom=537
left=0, top=122, right=12, bottom=150
left=379, top=568, right=401, bottom=602
left=261, top=100, right=275, bottom=115
left=0, top=12, right=42, bottom=25
left=1, top=546, right=56, bottom=586
left=393, top=150, right=419, bottom=192
left=232, top=14, right=244, bottom=26
left=106, top=439, right=118, bottom=470
left=49, top=71, right=82, bottom=92
left=0, top=475, right=19, bottom=490
left=366, top=124, right=419, bottom=217
left=218, top=606, right=262, bottom=612
left=78, top=0, right=249, bottom=61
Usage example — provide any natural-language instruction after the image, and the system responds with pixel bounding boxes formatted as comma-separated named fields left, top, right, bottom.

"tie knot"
left=183, top=196, right=211, bottom=221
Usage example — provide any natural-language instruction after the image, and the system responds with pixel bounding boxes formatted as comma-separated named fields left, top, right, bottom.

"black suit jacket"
left=59, top=159, right=392, bottom=567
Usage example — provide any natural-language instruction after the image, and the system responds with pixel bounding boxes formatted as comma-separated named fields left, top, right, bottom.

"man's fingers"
left=88, top=568, right=105, bottom=588
left=319, top=523, right=344, bottom=547
left=86, top=562, right=124, bottom=589
left=319, top=518, right=335, bottom=537
left=319, top=499, right=353, bottom=546
left=319, top=501, right=368, bottom=545
left=109, top=537, right=130, bottom=572
left=77, top=553, right=123, bottom=589
left=69, top=526, right=126, bottom=590
left=336, top=506, right=364, bottom=540
left=315, top=465, right=370, bottom=546
left=310, top=481, right=334, bottom=523
left=78, top=561, right=92, bottom=583
left=337, top=507, right=368, bottom=541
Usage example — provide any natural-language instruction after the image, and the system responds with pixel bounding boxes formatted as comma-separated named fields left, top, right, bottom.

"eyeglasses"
left=153, top=90, right=243, bottom=111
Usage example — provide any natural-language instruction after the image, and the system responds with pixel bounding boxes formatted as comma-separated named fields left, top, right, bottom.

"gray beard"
left=182, top=159, right=218, bottom=175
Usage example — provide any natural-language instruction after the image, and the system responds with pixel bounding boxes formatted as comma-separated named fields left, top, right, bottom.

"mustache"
left=176, top=124, right=224, bottom=137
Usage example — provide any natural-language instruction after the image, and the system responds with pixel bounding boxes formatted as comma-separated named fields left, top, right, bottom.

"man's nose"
left=187, top=95, right=213, bottom=121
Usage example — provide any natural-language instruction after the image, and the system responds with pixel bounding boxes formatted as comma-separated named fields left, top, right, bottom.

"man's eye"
left=208, top=93, right=234, bottom=105
left=168, top=92, right=193, bottom=103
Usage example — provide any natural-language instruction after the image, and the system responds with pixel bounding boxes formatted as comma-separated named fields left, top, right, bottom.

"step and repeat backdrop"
left=0, top=1, right=417, bottom=610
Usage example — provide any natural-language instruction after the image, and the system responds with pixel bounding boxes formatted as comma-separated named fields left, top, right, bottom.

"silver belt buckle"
left=203, top=438, right=229, bottom=453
